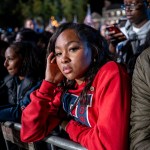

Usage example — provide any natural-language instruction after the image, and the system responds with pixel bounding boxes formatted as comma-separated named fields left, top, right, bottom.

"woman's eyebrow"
left=55, top=41, right=80, bottom=49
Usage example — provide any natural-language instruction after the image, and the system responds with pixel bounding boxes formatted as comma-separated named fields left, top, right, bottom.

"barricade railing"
left=1, top=121, right=87, bottom=150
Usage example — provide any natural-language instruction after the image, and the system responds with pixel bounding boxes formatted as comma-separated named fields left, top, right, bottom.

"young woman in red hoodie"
left=21, top=23, right=131, bottom=150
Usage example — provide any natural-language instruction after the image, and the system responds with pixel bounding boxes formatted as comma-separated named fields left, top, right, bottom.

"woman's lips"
left=63, top=66, right=72, bottom=74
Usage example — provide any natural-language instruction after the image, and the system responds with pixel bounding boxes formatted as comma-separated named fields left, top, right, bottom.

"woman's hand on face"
left=45, top=52, right=64, bottom=84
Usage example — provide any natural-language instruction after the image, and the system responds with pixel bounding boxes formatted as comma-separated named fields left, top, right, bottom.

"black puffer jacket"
left=0, top=75, right=41, bottom=122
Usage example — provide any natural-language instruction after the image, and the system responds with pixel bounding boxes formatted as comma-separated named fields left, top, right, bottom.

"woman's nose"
left=61, top=53, right=70, bottom=63
left=4, top=59, right=8, bottom=67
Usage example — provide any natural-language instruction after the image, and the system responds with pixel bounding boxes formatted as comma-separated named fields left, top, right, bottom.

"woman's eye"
left=55, top=52, right=62, bottom=57
left=7, top=57, right=13, bottom=61
left=69, top=47, right=79, bottom=52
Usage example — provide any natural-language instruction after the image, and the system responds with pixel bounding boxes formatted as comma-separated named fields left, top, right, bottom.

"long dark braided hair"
left=47, top=23, right=113, bottom=106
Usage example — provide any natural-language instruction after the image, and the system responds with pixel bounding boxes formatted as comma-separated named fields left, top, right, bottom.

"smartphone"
left=105, top=24, right=121, bottom=34
left=105, top=24, right=127, bottom=45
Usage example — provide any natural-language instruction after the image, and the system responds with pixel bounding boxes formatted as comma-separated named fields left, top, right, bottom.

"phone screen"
left=105, top=24, right=127, bottom=45
left=106, top=25, right=121, bottom=33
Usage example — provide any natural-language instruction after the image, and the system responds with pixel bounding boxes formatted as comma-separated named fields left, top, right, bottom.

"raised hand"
left=45, top=52, right=64, bottom=84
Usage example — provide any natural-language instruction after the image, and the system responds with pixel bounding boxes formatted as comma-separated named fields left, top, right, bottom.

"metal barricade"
left=1, top=121, right=35, bottom=150
left=1, top=121, right=87, bottom=150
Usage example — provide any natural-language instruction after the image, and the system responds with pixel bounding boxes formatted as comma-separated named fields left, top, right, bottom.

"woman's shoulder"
left=100, top=61, right=123, bottom=72
left=96, top=61, right=128, bottom=79
left=3, top=75, right=14, bottom=85
left=0, top=75, right=14, bottom=89
left=92, top=61, right=129, bottom=89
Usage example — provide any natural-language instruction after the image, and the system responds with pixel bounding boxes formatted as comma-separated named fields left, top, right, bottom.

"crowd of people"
left=0, top=0, right=150, bottom=150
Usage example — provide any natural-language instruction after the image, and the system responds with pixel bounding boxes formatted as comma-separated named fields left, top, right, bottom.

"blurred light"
left=7, top=28, right=13, bottom=33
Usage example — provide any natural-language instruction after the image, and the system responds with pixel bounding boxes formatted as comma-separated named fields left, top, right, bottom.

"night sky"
left=89, top=0, right=123, bottom=14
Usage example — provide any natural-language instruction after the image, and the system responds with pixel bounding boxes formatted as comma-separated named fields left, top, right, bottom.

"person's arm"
left=64, top=63, right=131, bottom=150
left=130, top=50, right=150, bottom=150
left=21, top=52, right=65, bottom=142
left=0, top=81, right=42, bottom=122
left=21, top=80, right=64, bottom=142
left=105, top=32, right=129, bottom=63
left=19, top=81, right=42, bottom=110
left=0, top=104, right=20, bottom=122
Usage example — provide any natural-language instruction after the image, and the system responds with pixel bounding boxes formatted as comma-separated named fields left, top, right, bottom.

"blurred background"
left=0, top=0, right=124, bottom=33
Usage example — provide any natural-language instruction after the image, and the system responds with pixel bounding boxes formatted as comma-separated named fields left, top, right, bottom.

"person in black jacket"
left=0, top=41, right=42, bottom=122
left=0, top=41, right=43, bottom=150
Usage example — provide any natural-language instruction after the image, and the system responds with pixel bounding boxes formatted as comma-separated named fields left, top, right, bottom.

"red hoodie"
left=21, top=61, right=131, bottom=150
